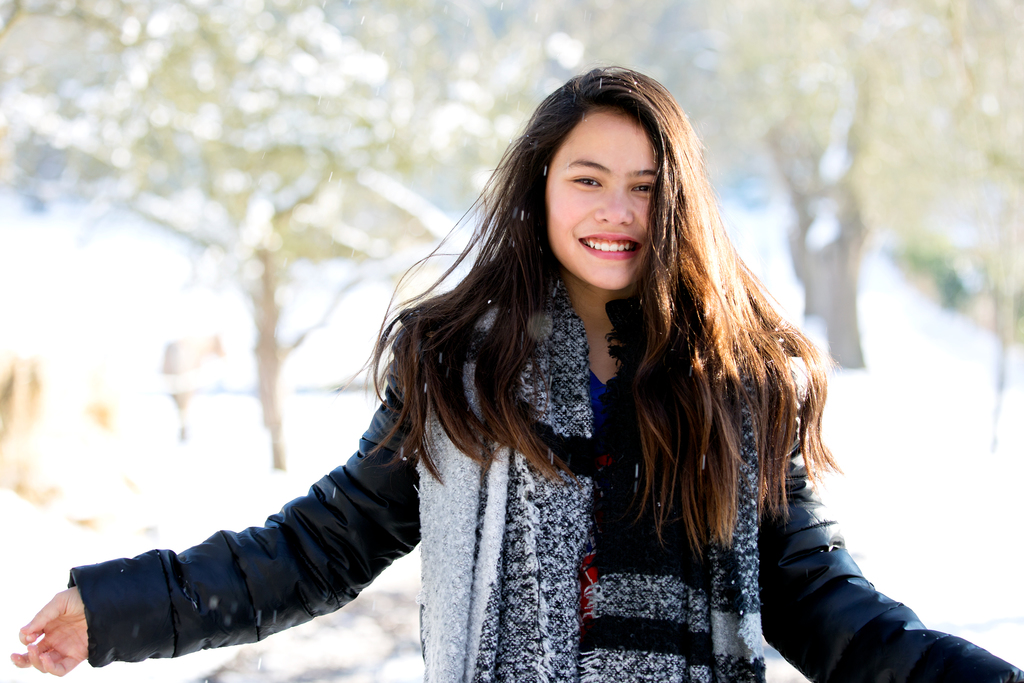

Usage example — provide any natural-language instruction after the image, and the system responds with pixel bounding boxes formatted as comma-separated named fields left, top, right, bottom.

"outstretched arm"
left=11, top=385, right=418, bottom=673
left=760, top=450, right=1024, bottom=683
left=11, top=587, right=88, bottom=676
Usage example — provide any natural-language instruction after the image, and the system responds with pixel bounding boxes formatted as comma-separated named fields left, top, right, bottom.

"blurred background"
left=0, top=0, right=1021, bottom=681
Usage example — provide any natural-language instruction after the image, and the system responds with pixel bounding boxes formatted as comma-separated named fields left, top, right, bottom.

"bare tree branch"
left=0, top=0, right=23, bottom=46
left=282, top=238, right=445, bottom=356
left=282, top=278, right=361, bottom=357
left=356, top=168, right=457, bottom=240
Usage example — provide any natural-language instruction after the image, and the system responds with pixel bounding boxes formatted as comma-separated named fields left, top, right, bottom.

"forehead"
left=553, top=110, right=656, bottom=169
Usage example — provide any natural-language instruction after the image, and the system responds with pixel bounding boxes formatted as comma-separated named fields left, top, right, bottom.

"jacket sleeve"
left=69, top=386, right=420, bottom=668
left=759, top=449, right=1023, bottom=683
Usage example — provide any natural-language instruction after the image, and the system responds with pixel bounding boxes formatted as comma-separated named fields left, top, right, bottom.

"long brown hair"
left=371, top=66, right=837, bottom=549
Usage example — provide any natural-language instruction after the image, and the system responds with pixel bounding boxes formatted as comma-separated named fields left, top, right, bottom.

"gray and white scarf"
left=417, top=280, right=765, bottom=682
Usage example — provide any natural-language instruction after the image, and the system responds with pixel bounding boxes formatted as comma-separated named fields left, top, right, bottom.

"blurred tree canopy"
left=0, top=0, right=694, bottom=468
left=1, top=0, right=523, bottom=469
left=905, top=0, right=1024, bottom=440
left=707, top=0, right=1021, bottom=375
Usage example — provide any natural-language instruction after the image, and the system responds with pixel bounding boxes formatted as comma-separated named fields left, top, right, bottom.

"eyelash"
left=574, top=178, right=652, bottom=193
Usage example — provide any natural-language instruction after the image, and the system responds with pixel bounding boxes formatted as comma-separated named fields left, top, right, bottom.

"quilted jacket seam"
left=157, top=552, right=180, bottom=658
left=906, top=633, right=951, bottom=683
left=219, top=530, right=261, bottom=641
left=828, top=603, right=917, bottom=683
left=780, top=518, right=840, bottom=543
left=276, top=507, right=343, bottom=615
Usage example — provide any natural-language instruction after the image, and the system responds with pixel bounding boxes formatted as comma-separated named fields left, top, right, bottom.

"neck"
left=560, top=273, right=630, bottom=383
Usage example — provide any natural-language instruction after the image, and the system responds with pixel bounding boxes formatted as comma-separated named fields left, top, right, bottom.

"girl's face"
left=545, top=110, right=656, bottom=307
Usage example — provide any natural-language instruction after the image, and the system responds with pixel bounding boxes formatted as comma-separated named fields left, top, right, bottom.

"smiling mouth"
left=581, top=237, right=639, bottom=252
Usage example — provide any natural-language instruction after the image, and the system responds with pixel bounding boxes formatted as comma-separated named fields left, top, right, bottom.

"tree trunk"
left=805, top=182, right=867, bottom=369
left=770, top=145, right=868, bottom=369
left=253, top=248, right=287, bottom=471
left=785, top=185, right=816, bottom=290
left=991, top=264, right=1016, bottom=452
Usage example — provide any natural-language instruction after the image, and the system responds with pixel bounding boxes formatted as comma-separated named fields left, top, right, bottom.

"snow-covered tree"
left=0, top=0, right=534, bottom=469
left=898, top=0, right=1024, bottom=445
left=1, top=0, right=680, bottom=469
left=711, top=0, right=925, bottom=369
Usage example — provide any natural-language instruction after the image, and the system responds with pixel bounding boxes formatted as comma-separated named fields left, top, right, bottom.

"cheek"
left=545, top=188, right=567, bottom=238
left=633, top=200, right=651, bottom=239
left=546, top=186, right=585, bottom=234
left=544, top=201, right=576, bottom=264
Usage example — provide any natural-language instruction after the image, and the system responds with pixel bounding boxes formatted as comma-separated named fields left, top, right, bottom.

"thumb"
left=20, top=588, right=82, bottom=644
left=19, top=607, right=57, bottom=646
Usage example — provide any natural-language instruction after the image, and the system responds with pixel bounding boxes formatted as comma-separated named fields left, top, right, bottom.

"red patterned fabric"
left=579, top=452, right=614, bottom=640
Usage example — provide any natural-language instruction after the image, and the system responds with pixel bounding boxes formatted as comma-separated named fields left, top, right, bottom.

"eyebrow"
left=566, top=159, right=657, bottom=177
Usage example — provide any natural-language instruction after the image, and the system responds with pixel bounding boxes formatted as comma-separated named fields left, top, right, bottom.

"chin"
left=590, top=280, right=637, bottom=298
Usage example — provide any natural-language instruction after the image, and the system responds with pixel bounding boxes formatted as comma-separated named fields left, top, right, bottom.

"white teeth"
left=583, top=238, right=636, bottom=252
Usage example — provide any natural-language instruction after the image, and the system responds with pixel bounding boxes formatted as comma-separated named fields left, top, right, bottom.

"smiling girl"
left=13, top=67, right=1023, bottom=683
left=545, top=109, right=653, bottom=382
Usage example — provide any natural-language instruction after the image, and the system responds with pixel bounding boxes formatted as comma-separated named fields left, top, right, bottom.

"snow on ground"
left=1, top=193, right=1022, bottom=682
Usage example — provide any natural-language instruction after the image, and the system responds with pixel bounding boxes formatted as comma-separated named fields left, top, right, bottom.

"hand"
left=11, top=587, right=89, bottom=676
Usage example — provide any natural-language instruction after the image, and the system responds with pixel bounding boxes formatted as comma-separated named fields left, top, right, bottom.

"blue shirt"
left=589, top=370, right=609, bottom=439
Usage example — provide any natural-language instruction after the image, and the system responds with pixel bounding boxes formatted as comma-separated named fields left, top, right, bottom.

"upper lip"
left=580, top=233, right=641, bottom=244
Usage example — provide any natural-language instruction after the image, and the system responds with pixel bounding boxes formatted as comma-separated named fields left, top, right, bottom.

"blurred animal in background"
left=0, top=352, right=44, bottom=496
left=162, top=335, right=226, bottom=441
left=0, top=350, right=130, bottom=518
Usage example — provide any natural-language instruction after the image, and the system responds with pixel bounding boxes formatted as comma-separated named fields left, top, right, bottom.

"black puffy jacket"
left=71, top=388, right=1023, bottom=682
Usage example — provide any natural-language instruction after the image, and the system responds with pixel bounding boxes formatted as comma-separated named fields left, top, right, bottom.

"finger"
left=20, top=598, right=64, bottom=645
left=26, top=643, right=46, bottom=673
left=37, top=648, right=65, bottom=677
left=11, top=652, right=32, bottom=669
left=46, top=652, right=80, bottom=677
left=38, top=650, right=68, bottom=677
left=27, top=642, right=60, bottom=675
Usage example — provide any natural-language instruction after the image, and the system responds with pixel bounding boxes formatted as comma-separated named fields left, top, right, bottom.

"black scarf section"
left=530, top=298, right=714, bottom=666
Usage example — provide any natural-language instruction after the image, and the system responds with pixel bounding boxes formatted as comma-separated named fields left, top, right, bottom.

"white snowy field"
left=1, top=193, right=1022, bottom=682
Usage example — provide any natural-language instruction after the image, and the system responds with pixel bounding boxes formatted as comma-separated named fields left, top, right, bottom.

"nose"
left=595, top=189, right=633, bottom=225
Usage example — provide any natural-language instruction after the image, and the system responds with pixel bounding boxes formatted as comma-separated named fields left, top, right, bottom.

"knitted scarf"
left=417, top=281, right=766, bottom=682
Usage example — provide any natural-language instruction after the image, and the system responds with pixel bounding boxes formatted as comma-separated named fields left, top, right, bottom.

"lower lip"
left=580, top=240, right=640, bottom=260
